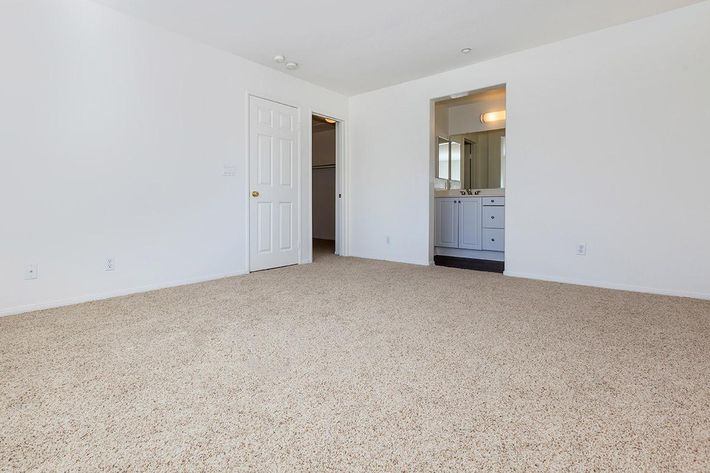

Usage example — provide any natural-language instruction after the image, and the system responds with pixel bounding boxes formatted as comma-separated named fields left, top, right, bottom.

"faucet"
left=466, top=189, right=473, bottom=195
left=474, top=190, right=481, bottom=195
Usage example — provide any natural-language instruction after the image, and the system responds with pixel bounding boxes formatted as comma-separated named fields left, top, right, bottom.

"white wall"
left=349, top=2, right=710, bottom=298
left=0, top=0, right=347, bottom=316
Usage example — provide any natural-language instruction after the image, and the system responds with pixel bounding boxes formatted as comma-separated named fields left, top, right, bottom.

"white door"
left=459, top=198, right=482, bottom=250
left=249, top=96, right=300, bottom=271
left=435, top=198, right=459, bottom=248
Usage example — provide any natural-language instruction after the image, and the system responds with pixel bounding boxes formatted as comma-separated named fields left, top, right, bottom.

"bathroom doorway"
left=431, top=85, right=507, bottom=273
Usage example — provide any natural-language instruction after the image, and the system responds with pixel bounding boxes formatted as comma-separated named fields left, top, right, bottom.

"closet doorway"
left=312, top=115, right=338, bottom=259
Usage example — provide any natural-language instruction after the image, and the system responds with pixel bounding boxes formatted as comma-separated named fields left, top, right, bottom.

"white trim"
left=503, top=271, right=710, bottom=301
left=243, top=91, right=252, bottom=272
left=340, top=117, right=350, bottom=256
left=0, top=270, right=249, bottom=318
left=335, top=119, right=343, bottom=255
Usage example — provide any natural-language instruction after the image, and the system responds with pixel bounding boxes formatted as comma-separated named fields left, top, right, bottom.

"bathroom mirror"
left=450, top=129, right=506, bottom=189
left=436, top=136, right=463, bottom=189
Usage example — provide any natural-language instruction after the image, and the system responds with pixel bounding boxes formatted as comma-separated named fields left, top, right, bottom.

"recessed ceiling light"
left=273, top=54, right=286, bottom=63
left=460, top=48, right=472, bottom=54
left=285, top=62, right=299, bottom=70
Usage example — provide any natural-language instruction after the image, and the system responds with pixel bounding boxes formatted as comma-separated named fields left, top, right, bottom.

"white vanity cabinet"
left=435, top=196, right=505, bottom=260
left=434, top=198, right=482, bottom=249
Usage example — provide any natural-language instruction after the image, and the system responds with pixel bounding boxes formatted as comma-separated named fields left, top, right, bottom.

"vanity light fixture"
left=460, top=47, right=472, bottom=54
left=480, top=110, right=507, bottom=124
left=273, top=55, right=286, bottom=64
left=324, top=118, right=336, bottom=124
left=285, top=61, right=299, bottom=70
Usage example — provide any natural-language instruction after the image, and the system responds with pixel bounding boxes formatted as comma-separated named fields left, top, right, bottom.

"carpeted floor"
left=1, top=249, right=709, bottom=471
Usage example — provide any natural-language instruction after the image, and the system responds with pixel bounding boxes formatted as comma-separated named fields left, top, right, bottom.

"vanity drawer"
left=483, top=206, right=505, bottom=229
left=482, top=197, right=505, bottom=206
left=482, top=228, right=505, bottom=252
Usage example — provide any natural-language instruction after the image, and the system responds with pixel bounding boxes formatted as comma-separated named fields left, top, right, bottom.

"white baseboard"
left=503, top=271, right=710, bottom=301
left=0, top=270, right=249, bottom=318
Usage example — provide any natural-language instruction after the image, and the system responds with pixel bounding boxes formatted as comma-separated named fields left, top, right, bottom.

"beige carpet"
left=1, top=250, right=709, bottom=472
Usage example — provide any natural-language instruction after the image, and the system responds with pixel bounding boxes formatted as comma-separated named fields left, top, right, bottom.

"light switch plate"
left=223, top=165, right=237, bottom=177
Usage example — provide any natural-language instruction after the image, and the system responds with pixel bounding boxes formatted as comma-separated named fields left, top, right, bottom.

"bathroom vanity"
left=434, top=192, right=505, bottom=269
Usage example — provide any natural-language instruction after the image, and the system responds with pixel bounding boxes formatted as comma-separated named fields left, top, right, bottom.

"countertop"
left=434, top=189, right=505, bottom=198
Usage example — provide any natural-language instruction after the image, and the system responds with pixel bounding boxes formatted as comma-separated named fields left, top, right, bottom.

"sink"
left=434, top=189, right=505, bottom=198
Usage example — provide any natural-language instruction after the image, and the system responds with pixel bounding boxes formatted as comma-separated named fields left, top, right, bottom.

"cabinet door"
left=458, top=198, right=482, bottom=250
left=435, top=199, right=459, bottom=248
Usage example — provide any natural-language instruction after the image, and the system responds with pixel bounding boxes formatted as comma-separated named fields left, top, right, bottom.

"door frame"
left=311, top=112, right=347, bottom=257
left=429, top=83, right=507, bottom=265
left=245, top=92, right=348, bottom=272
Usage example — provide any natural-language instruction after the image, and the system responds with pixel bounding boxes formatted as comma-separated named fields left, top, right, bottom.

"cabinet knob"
left=491, top=216, right=495, bottom=219
left=491, top=238, right=495, bottom=241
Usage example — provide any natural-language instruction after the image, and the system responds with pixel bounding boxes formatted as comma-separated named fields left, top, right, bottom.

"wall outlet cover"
left=576, top=243, right=587, bottom=256
left=25, top=264, right=38, bottom=280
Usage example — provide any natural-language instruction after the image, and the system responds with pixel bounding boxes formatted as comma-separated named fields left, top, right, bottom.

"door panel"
left=459, top=198, right=482, bottom=250
left=279, top=202, right=293, bottom=250
left=249, top=96, right=299, bottom=271
left=257, top=135, right=273, bottom=185
left=257, top=202, right=272, bottom=253
left=435, top=198, right=459, bottom=248
left=279, top=139, right=293, bottom=187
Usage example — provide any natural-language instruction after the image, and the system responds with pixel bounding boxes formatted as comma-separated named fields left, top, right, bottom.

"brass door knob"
left=251, top=191, right=259, bottom=197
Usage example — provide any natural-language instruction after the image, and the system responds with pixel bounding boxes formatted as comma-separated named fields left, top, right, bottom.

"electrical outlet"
left=576, top=243, right=587, bottom=256
left=25, top=264, right=38, bottom=280
left=105, top=258, right=115, bottom=271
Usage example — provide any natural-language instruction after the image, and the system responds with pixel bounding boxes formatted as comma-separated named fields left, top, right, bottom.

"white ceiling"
left=92, top=0, right=702, bottom=95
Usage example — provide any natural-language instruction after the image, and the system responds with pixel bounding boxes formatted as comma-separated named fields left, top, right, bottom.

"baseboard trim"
left=0, top=269, right=249, bottom=318
left=434, top=255, right=505, bottom=273
left=503, top=271, right=710, bottom=301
